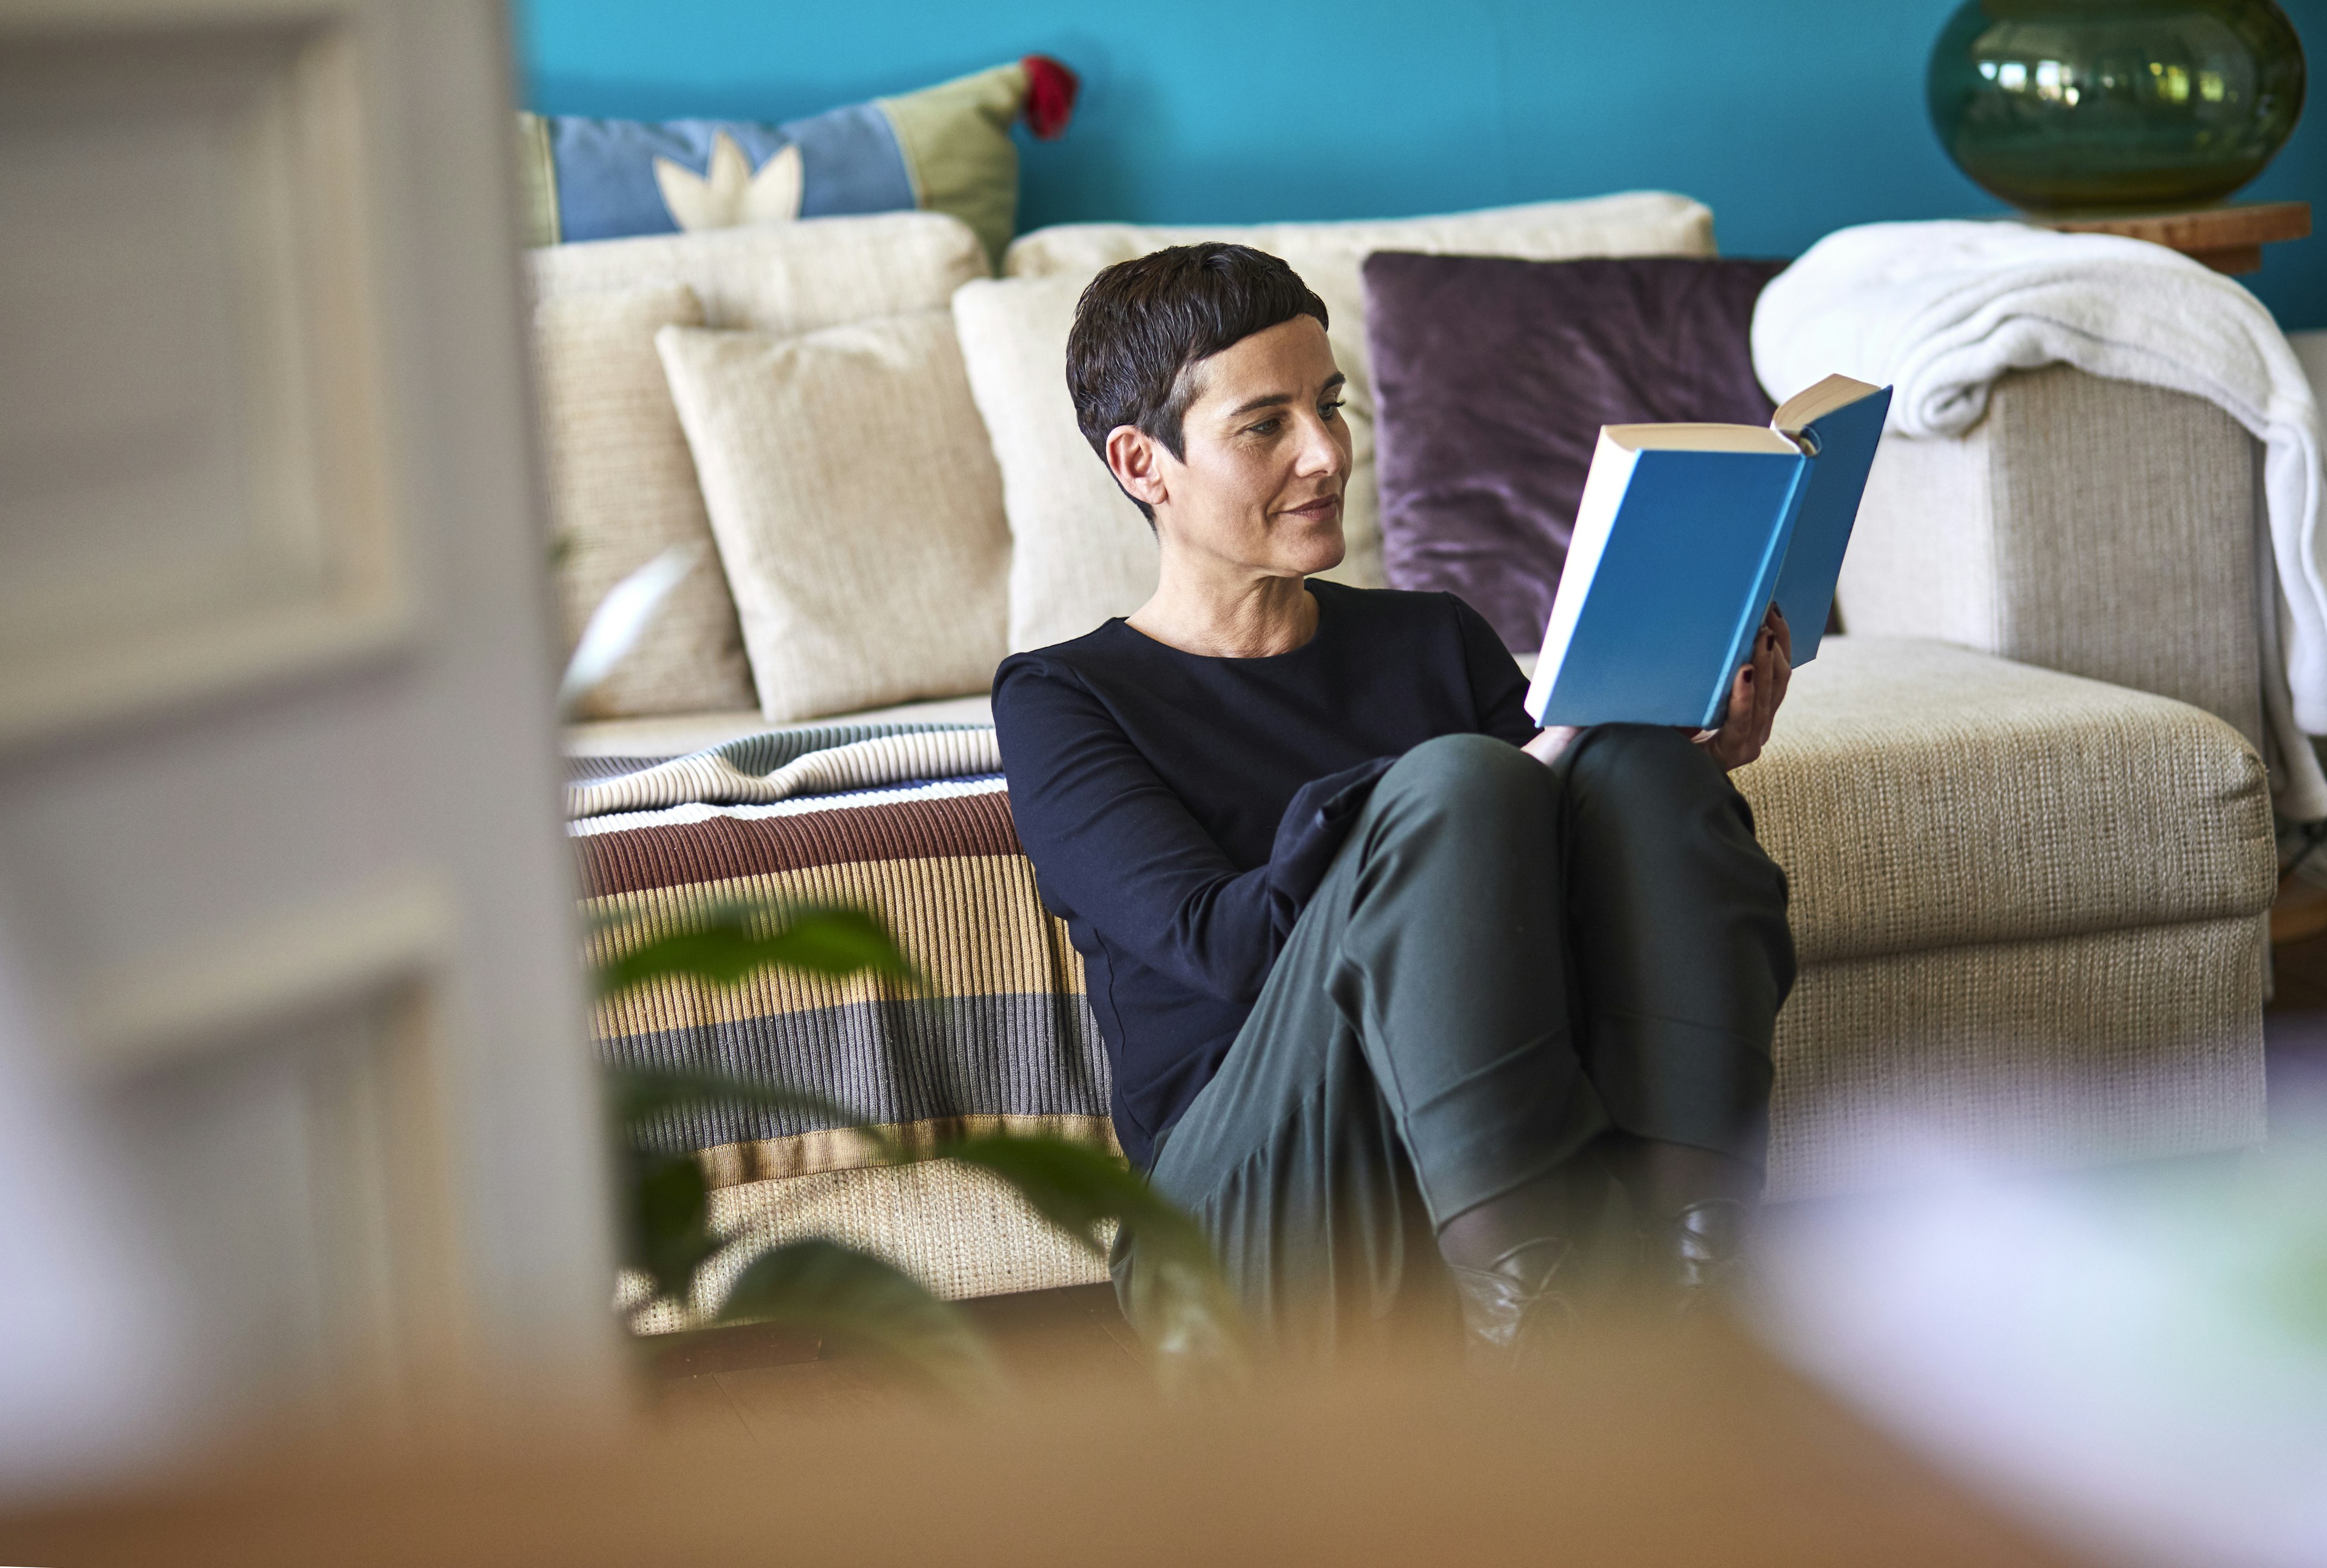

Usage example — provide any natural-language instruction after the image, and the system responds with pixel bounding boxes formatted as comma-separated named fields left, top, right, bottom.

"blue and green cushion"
left=516, top=56, right=1077, bottom=265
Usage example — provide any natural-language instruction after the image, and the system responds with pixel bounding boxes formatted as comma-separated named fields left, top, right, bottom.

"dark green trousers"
left=1119, top=727, right=1795, bottom=1358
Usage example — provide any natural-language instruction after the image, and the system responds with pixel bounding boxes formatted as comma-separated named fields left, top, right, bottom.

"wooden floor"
left=648, top=1283, right=1148, bottom=1438
left=652, top=896, right=2327, bottom=1430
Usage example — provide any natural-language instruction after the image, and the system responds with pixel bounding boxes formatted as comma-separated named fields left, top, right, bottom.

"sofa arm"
left=1837, top=364, right=2264, bottom=752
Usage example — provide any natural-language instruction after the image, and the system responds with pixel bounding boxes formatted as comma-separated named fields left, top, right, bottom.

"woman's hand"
left=1693, top=605, right=1791, bottom=771
left=1523, top=725, right=1582, bottom=768
left=1522, top=605, right=1791, bottom=773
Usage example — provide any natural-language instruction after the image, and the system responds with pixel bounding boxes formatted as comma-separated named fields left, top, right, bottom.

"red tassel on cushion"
left=1020, top=54, right=1079, bottom=140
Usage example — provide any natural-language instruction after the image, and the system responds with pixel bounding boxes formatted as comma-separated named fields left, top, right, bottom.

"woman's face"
left=1133, top=316, right=1352, bottom=579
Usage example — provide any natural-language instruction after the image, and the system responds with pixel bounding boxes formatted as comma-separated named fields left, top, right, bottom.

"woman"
left=992, top=244, right=1796, bottom=1364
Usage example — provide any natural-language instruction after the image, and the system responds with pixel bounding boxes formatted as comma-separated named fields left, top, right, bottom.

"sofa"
left=544, top=198, right=2276, bottom=1309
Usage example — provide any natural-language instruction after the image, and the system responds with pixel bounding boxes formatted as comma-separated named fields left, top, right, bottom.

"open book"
left=1524, top=374, right=1891, bottom=729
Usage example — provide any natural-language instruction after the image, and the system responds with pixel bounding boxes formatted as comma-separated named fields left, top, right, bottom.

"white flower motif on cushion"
left=653, top=132, right=803, bottom=232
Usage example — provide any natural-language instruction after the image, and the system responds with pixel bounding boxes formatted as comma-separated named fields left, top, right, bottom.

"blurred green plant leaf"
left=559, top=543, right=702, bottom=716
left=625, top=1148, right=722, bottom=1305
left=948, top=1134, right=1246, bottom=1386
left=598, top=904, right=922, bottom=997
left=609, top=1065, right=905, bottom=1166
left=719, top=1238, right=999, bottom=1400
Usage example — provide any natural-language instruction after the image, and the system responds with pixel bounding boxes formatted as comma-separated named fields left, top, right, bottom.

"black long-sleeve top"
left=991, top=579, right=1538, bottom=1168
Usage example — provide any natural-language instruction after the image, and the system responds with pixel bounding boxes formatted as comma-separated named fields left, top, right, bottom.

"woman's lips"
left=1282, top=495, right=1342, bottom=520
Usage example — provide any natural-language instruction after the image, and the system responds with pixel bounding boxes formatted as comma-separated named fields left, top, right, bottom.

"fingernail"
left=1742, top=669, right=1754, bottom=684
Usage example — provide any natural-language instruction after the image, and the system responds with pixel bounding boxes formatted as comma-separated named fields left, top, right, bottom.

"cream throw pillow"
left=951, top=276, right=1148, bottom=652
left=533, top=283, right=757, bottom=717
left=1001, top=194, right=1718, bottom=390
left=528, top=213, right=992, bottom=719
left=656, top=314, right=1011, bottom=722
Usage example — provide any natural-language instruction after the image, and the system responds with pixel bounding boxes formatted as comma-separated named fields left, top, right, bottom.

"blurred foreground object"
left=0, top=1327, right=2082, bottom=1568
left=1757, top=1125, right=2327, bottom=1568
left=0, top=917, right=188, bottom=1501
left=0, top=0, right=622, bottom=1486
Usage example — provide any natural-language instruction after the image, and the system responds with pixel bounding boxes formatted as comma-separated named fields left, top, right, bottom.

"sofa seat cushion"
left=1740, top=637, right=2275, bottom=965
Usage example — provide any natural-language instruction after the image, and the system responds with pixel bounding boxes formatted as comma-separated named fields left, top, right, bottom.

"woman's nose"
left=1294, top=411, right=1350, bottom=477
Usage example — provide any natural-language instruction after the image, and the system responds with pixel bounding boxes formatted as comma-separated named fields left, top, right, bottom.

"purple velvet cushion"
left=1363, top=252, right=1790, bottom=653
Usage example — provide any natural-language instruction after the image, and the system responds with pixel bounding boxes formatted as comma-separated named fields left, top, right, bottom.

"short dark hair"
left=1065, top=244, right=1330, bottom=520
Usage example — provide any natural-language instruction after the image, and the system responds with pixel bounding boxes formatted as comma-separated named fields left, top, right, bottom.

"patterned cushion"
left=518, top=56, right=1077, bottom=264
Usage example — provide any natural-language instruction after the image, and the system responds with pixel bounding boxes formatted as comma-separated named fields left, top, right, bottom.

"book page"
left=1771, top=374, right=1882, bottom=435
left=1526, top=431, right=1639, bottom=719
left=1605, top=422, right=1800, bottom=454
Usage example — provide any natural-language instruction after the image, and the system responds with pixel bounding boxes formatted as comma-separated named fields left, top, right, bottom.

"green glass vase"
left=1928, top=0, right=2306, bottom=213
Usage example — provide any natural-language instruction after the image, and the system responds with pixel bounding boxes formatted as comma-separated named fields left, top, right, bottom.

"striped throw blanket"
left=570, top=723, right=1117, bottom=1189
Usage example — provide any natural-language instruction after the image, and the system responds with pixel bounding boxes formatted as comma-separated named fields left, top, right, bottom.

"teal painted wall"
left=519, top=0, right=2325, bottom=329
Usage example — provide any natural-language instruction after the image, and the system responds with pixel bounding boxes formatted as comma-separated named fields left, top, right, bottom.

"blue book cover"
left=1526, top=377, right=1891, bottom=729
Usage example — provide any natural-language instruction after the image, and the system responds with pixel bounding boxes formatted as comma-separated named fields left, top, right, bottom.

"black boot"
left=1448, top=1237, right=1579, bottom=1369
left=1638, top=1198, right=1749, bottom=1318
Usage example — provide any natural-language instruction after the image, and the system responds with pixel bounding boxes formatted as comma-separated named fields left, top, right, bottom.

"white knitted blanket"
left=1753, top=219, right=2327, bottom=817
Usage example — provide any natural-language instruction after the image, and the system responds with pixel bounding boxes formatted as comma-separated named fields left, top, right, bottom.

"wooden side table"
left=2025, top=199, right=2310, bottom=274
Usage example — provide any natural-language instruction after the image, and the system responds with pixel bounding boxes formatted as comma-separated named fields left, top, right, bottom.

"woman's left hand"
left=1694, top=605, right=1791, bottom=771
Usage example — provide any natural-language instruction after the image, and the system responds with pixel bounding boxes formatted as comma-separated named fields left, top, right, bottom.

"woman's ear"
left=1105, top=424, right=1168, bottom=511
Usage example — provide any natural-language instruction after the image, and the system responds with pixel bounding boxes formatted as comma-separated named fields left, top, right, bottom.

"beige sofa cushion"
left=534, top=283, right=756, bottom=717
left=1002, top=192, right=1716, bottom=389
left=1739, top=637, right=2275, bottom=965
left=527, top=210, right=990, bottom=330
left=982, top=194, right=1715, bottom=648
left=952, top=276, right=1153, bottom=652
left=527, top=214, right=990, bottom=716
left=656, top=313, right=1010, bottom=723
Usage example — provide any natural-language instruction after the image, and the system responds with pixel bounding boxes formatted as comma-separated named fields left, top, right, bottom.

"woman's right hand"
left=1522, top=726, right=1583, bottom=768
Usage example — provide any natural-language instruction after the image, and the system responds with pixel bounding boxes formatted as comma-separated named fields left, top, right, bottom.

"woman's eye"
left=1248, top=418, right=1280, bottom=436
left=1320, top=399, right=1345, bottom=420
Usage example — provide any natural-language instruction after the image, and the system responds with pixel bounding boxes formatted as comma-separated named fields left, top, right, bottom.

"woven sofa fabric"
left=576, top=760, right=1114, bottom=1191
left=534, top=283, right=757, bottom=717
left=525, top=210, right=989, bottom=333
left=627, top=1158, right=1111, bottom=1326
left=656, top=312, right=1011, bottom=722
left=1768, top=915, right=2266, bottom=1202
left=1842, top=365, right=2267, bottom=759
left=1740, top=638, right=2275, bottom=966
left=705, top=1160, right=1111, bottom=1305
left=516, top=59, right=1047, bottom=261
left=1363, top=252, right=1788, bottom=653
